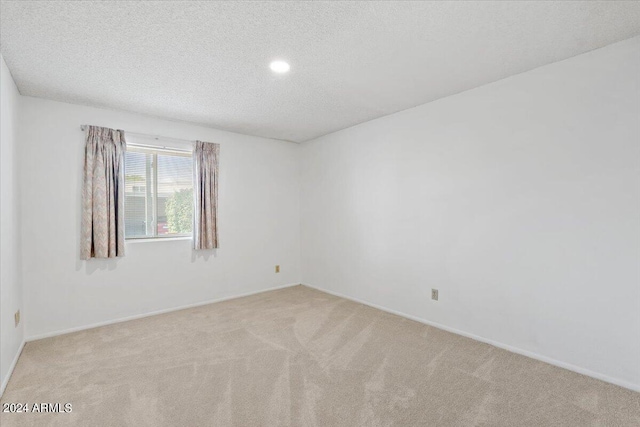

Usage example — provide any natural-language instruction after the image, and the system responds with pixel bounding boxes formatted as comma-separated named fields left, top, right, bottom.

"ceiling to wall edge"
left=3, top=35, right=638, bottom=146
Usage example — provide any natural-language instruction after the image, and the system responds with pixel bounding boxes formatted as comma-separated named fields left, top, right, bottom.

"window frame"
left=124, top=144, right=194, bottom=241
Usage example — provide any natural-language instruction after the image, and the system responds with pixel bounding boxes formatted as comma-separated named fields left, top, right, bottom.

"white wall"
left=300, top=37, right=640, bottom=389
left=5, top=34, right=639, bottom=393
left=19, top=97, right=301, bottom=339
left=1, top=55, right=24, bottom=392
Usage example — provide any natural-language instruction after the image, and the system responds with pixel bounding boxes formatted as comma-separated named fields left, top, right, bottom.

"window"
left=124, top=145, right=193, bottom=239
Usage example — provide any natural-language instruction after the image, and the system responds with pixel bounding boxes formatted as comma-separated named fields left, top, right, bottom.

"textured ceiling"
left=1, top=1, right=639, bottom=142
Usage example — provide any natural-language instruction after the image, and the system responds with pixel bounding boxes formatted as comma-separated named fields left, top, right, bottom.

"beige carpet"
left=1, top=285, right=638, bottom=426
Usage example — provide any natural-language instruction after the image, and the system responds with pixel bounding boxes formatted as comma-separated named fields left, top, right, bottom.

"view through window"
left=124, top=146, right=193, bottom=239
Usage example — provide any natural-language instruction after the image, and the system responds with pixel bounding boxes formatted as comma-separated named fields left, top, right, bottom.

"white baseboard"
left=1, top=340, right=25, bottom=398
left=303, top=283, right=640, bottom=393
left=26, top=283, right=301, bottom=342
left=21, top=281, right=639, bottom=393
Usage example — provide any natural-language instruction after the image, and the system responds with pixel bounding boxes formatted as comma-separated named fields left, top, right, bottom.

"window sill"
left=126, top=236, right=192, bottom=244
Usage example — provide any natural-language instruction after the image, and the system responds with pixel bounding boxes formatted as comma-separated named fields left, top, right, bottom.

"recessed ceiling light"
left=270, top=60, right=290, bottom=74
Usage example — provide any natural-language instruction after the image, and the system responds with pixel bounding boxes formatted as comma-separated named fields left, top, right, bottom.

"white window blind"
left=124, top=145, right=193, bottom=239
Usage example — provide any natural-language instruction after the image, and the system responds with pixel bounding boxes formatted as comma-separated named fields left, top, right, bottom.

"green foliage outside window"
left=165, top=188, right=193, bottom=233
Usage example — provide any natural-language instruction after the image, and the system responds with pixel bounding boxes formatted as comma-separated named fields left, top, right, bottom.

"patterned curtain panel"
left=193, top=141, right=220, bottom=250
left=80, top=126, right=126, bottom=259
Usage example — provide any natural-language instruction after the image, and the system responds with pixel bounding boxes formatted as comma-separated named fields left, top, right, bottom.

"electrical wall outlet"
left=14, top=310, right=20, bottom=327
left=431, top=289, right=438, bottom=301
left=275, top=265, right=280, bottom=273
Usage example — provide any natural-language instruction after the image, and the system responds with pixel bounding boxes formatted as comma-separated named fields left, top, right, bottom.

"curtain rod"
left=80, top=125, right=195, bottom=147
